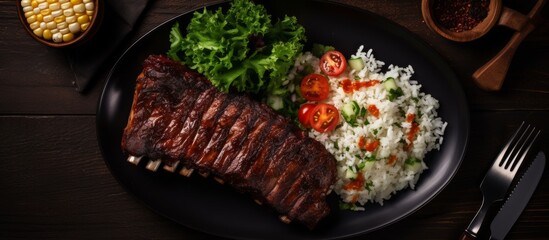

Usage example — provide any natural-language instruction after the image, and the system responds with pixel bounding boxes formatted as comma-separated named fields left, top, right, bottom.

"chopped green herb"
left=354, top=75, right=361, bottom=80
left=357, top=161, right=366, bottom=170
left=364, top=180, right=374, bottom=191
left=359, top=107, right=367, bottom=118
left=387, top=87, right=404, bottom=101
left=339, top=201, right=357, bottom=210
left=366, top=155, right=377, bottom=162
left=405, top=157, right=421, bottom=165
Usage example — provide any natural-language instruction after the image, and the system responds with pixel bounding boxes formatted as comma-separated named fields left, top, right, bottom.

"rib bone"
left=279, top=215, right=291, bottom=224
left=127, top=155, right=142, bottom=165
left=179, top=167, right=194, bottom=177
left=163, top=161, right=179, bottom=172
left=146, top=159, right=162, bottom=171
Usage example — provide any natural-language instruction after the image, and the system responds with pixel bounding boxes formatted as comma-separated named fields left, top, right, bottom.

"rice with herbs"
left=287, top=45, right=447, bottom=210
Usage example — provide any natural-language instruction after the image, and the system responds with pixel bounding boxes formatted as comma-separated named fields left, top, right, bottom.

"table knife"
left=489, top=151, right=546, bottom=240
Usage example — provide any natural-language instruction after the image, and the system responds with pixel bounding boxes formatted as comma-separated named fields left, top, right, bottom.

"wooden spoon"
left=472, top=0, right=547, bottom=91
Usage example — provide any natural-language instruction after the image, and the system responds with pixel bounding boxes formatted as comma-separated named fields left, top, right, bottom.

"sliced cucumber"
left=361, top=160, right=375, bottom=170
left=383, top=77, right=404, bottom=101
left=345, top=168, right=358, bottom=179
left=348, top=58, right=365, bottom=71
left=341, top=100, right=360, bottom=124
left=405, top=157, right=423, bottom=172
left=383, top=77, right=398, bottom=91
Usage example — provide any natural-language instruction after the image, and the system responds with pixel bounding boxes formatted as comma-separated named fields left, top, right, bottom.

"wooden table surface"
left=1, top=0, right=548, bottom=239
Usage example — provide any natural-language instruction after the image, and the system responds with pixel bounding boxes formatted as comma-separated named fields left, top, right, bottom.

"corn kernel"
left=40, top=8, right=50, bottom=15
left=51, top=28, right=58, bottom=33
left=33, top=27, right=43, bottom=37
left=36, top=0, right=46, bottom=3
left=52, top=32, right=63, bottom=42
left=51, top=9, right=62, bottom=17
left=24, top=11, right=34, bottom=18
left=43, top=14, right=53, bottom=22
left=33, top=7, right=40, bottom=14
left=26, top=15, right=36, bottom=24
left=49, top=3, right=60, bottom=11
left=76, top=15, right=89, bottom=24
left=65, top=15, right=76, bottom=23
left=21, top=0, right=31, bottom=7
left=43, top=29, right=52, bottom=40
left=54, top=15, right=65, bottom=23
left=73, top=3, right=85, bottom=13
left=86, top=10, right=93, bottom=16
left=62, top=33, right=74, bottom=42
left=47, top=0, right=56, bottom=3
left=46, top=21, right=57, bottom=29
left=70, top=0, right=82, bottom=4
left=84, top=2, right=94, bottom=11
left=39, top=21, right=46, bottom=29
left=38, top=2, right=48, bottom=10
left=22, top=6, right=33, bottom=12
left=83, top=0, right=91, bottom=3
left=61, top=2, right=71, bottom=10
left=63, top=8, right=74, bottom=17
left=68, top=22, right=80, bottom=33
left=46, top=21, right=56, bottom=29
left=80, top=22, right=89, bottom=31
left=60, top=27, right=69, bottom=34
left=57, top=21, right=67, bottom=29
left=29, top=21, right=40, bottom=30
left=36, top=13, right=43, bottom=22
left=31, top=0, right=38, bottom=8
left=59, top=0, right=68, bottom=3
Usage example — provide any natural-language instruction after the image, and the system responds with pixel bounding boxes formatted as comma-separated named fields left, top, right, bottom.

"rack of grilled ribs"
left=121, top=55, right=337, bottom=229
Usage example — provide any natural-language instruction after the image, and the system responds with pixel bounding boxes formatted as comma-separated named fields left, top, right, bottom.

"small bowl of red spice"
left=422, top=0, right=502, bottom=42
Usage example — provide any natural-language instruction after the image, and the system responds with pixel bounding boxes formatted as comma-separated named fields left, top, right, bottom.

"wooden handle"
left=471, top=23, right=535, bottom=91
left=459, top=231, right=477, bottom=240
left=472, top=0, right=547, bottom=91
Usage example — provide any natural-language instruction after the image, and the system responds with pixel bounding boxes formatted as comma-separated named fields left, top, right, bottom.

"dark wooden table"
left=1, top=0, right=548, bottom=239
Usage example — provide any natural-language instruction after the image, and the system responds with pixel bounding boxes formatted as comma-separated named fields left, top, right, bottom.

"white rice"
left=287, top=45, right=447, bottom=209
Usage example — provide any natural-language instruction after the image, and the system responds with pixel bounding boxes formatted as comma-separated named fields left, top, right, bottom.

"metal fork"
left=460, top=122, right=540, bottom=240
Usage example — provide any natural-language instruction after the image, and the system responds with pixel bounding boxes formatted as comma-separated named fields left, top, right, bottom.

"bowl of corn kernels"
left=17, top=0, right=103, bottom=47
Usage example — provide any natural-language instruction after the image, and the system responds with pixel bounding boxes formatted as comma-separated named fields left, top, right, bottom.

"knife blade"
left=489, top=151, right=546, bottom=240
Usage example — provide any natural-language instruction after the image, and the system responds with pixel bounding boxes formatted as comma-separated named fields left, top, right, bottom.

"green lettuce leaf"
left=167, top=0, right=306, bottom=101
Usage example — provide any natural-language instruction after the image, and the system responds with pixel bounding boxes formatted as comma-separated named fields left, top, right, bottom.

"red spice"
left=406, top=113, right=415, bottom=123
left=340, top=79, right=380, bottom=94
left=367, top=104, right=380, bottom=118
left=406, top=122, right=420, bottom=150
left=433, top=0, right=490, bottom=32
left=387, top=155, right=397, bottom=165
left=358, top=136, right=366, bottom=149
left=343, top=172, right=365, bottom=191
left=358, top=136, right=380, bottom=152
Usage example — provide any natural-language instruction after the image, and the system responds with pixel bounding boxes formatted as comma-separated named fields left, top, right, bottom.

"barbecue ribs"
left=121, top=55, right=337, bottom=229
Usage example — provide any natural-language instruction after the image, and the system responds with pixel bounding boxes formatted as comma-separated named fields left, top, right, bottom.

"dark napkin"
left=66, top=0, right=149, bottom=92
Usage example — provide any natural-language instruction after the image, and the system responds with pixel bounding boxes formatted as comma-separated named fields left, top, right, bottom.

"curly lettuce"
left=168, top=0, right=306, bottom=103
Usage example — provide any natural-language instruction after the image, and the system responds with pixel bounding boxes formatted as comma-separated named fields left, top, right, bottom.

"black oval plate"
left=97, top=0, right=469, bottom=239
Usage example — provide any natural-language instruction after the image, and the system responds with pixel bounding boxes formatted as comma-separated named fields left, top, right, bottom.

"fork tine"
left=510, top=128, right=540, bottom=171
left=501, top=123, right=531, bottom=169
left=495, top=122, right=526, bottom=167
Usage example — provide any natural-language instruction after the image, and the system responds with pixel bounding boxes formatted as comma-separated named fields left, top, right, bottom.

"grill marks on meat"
left=121, top=55, right=337, bottom=229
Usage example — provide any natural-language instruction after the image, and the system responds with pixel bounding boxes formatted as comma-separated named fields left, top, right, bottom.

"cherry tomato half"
left=300, top=73, right=330, bottom=102
left=298, top=103, right=316, bottom=127
left=319, top=50, right=347, bottom=76
left=309, top=103, right=340, bottom=133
